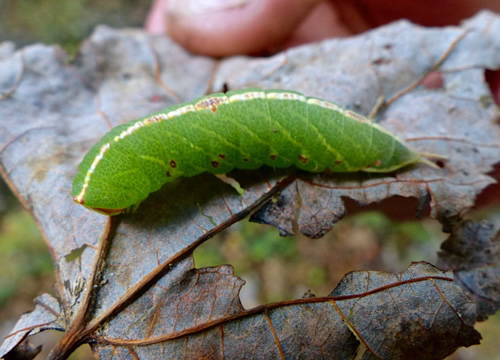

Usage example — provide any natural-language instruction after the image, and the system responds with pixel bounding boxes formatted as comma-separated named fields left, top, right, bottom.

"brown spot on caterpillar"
left=166, top=171, right=171, bottom=177
left=211, top=161, right=220, bottom=168
left=364, top=160, right=382, bottom=170
left=73, top=196, right=84, bottom=205
left=195, top=97, right=226, bottom=113
left=219, top=154, right=226, bottom=160
left=270, top=154, right=277, bottom=160
left=243, top=158, right=249, bottom=162
left=335, top=160, right=342, bottom=165
left=272, top=129, right=278, bottom=133
left=299, top=155, right=308, bottom=164
left=170, top=160, right=177, bottom=168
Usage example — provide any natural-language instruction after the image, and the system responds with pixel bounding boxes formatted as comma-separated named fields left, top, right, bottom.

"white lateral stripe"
left=229, top=91, right=266, bottom=102
left=167, top=104, right=196, bottom=119
left=143, top=113, right=168, bottom=125
left=75, top=142, right=111, bottom=203
left=266, top=92, right=307, bottom=102
left=307, top=98, right=344, bottom=113
left=76, top=90, right=345, bottom=203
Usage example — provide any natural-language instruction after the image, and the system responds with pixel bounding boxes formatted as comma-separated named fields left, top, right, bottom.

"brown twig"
left=384, top=29, right=471, bottom=110
left=48, top=216, right=118, bottom=360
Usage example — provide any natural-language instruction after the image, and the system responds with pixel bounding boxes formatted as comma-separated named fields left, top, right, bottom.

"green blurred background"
left=0, top=1, right=498, bottom=359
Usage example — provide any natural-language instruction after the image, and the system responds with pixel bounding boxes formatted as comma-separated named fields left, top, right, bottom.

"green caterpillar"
left=72, top=88, right=435, bottom=215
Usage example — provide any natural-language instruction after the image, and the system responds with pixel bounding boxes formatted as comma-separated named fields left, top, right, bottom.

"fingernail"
left=168, top=0, right=250, bottom=15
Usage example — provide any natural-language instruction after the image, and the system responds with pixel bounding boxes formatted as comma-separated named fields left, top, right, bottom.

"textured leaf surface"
left=438, top=219, right=500, bottom=321
left=0, top=11, right=498, bottom=359
left=73, top=263, right=483, bottom=359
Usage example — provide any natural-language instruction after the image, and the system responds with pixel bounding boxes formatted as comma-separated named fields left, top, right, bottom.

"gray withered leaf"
left=0, top=11, right=499, bottom=359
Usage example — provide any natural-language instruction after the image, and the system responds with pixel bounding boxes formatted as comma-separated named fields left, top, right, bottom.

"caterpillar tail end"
left=417, top=152, right=448, bottom=169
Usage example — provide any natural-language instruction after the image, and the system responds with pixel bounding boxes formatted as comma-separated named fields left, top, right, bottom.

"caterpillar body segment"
left=72, top=89, right=425, bottom=215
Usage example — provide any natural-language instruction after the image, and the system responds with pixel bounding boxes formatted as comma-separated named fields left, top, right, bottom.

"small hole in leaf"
left=65, top=245, right=87, bottom=262
left=485, top=69, right=500, bottom=106
left=436, top=160, right=445, bottom=168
